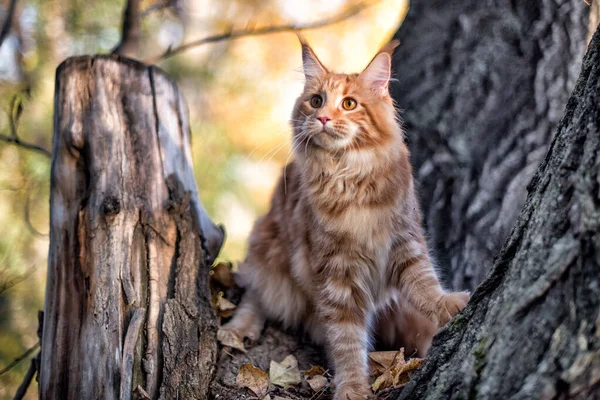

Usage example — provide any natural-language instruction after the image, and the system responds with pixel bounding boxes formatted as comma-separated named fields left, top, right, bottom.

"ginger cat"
left=218, top=36, right=469, bottom=400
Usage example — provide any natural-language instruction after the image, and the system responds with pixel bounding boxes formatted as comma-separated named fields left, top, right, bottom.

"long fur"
left=219, top=38, right=469, bottom=400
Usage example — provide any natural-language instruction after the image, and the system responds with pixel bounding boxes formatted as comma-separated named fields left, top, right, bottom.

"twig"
left=0, top=265, right=36, bottom=295
left=25, top=193, right=48, bottom=237
left=13, top=355, right=37, bottom=400
left=147, top=1, right=374, bottom=64
left=112, top=0, right=141, bottom=57
left=0, top=0, right=19, bottom=47
left=0, top=133, right=51, bottom=157
left=368, top=384, right=407, bottom=399
left=0, top=342, right=39, bottom=377
left=0, top=94, right=51, bottom=157
left=141, top=0, right=169, bottom=17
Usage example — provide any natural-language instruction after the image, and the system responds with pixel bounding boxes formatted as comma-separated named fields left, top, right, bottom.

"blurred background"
left=0, top=0, right=406, bottom=397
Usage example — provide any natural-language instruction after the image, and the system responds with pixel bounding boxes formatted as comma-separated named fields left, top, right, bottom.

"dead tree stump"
left=39, top=55, right=224, bottom=400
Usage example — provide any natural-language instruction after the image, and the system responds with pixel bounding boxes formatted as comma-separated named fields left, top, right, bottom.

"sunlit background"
left=0, top=0, right=406, bottom=397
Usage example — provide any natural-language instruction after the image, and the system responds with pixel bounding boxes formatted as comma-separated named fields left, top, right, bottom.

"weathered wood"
left=391, top=0, right=589, bottom=291
left=392, top=26, right=600, bottom=400
left=40, top=55, right=224, bottom=400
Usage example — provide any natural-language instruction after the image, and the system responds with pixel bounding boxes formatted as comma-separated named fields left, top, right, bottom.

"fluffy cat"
left=218, top=36, right=469, bottom=400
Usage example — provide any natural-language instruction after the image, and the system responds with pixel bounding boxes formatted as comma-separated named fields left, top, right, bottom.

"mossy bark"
left=391, top=26, right=600, bottom=400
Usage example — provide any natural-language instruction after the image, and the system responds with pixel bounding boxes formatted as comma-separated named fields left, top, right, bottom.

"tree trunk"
left=392, top=27, right=600, bottom=400
left=39, top=55, right=224, bottom=400
left=391, top=0, right=589, bottom=291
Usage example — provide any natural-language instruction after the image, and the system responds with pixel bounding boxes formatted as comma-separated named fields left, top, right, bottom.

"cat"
left=218, top=36, right=469, bottom=400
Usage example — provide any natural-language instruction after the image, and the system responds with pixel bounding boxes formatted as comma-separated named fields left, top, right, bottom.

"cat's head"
left=291, top=36, right=400, bottom=155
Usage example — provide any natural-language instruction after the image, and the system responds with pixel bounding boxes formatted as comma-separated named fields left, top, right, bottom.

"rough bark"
left=40, top=55, right=224, bottom=400
left=391, top=0, right=588, bottom=291
left=213, top=3, right=597, bottom=398
left=393, top=26, right=600, bottom=400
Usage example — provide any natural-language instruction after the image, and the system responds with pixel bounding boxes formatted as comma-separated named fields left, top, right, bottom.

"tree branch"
left=112, top=0, right=141, bottom=58
left=0, top=0, right=18, bottom=47
left=13, top=356, right=37, bottom=400
left=25, top=192, right=49, bottom=237
left=0, top=94, right=51, bottom=158
left=147, top=1, right=374, bottom=64
left=0, top=342, right=39, bottom=377
left=0, top=265, right=36, bottom=296
left=141, top=0, right=169, bottom=17
left=0, top=133, right=51, bottom=157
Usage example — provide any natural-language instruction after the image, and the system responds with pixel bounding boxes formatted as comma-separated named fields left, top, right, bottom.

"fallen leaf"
left=269, top=355, right=302, bottom=387
left=371, top=348, right=423, bottom=393
left=393, top=357, right=424, bottom=386
left=262, top=395, right=271, bottom=400
left=217, top=327, right=246, bottom=352
left=211, top=262, right=235, bottom=287
left=372, top=349, right=405, bottom=393
left=216, top=296, right=236, bottom=318
left=307, top=375, right=328, bottom=392
left=304, top=365, right=326, bottom=378
left=368, top=351, right=398, bottom=375
left=372, top=370, right=391, bottom=393
left=272, top=397, right=291, bottom=400
left=236, top=363, right=269, bottom=398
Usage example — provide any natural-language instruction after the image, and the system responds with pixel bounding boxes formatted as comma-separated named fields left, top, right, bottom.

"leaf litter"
left=211, top=262, right=423, bottom=398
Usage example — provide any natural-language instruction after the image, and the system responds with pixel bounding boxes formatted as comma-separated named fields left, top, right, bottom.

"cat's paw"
left=334, top=384, right=372, bottom=400
left=217, top=320, right=264, bottom=352
left=436, top=291, right=469, bottom=326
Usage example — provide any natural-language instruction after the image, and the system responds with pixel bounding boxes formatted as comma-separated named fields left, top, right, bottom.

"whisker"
left=264, top=140, right=292, bottom=164
left=283, top=135, right=307, bottom=194
left=258, top=140, right=289, bottom=164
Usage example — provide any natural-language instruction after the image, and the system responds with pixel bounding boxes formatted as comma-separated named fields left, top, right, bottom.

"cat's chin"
left=308, top=132, right=354, bottom=153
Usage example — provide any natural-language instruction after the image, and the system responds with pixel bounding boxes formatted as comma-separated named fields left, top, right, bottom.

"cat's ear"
left=297, top=34, right=328, bottom=80
left=360, top=39, right=399, bottom=95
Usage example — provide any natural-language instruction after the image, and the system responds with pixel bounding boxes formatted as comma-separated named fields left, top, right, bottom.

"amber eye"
left=342, top=98, right=357, bottom=110
left=310, top=95, right=323, bottom=108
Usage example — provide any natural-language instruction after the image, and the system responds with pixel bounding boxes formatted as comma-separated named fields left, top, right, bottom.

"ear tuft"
left=360, top=52, right=392, bottom=94
left=297, top=34, right=328, bottom=80
left=379, top=39, right=400, bottom=56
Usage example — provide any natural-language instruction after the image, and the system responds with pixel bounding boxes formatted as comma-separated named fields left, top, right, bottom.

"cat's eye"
left=342, top=98, right=357, bottom=110
left=310, top=95, right=323, bottom=108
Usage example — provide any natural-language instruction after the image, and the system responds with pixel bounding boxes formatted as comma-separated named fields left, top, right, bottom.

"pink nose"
left=317, top=116, right=331, bottom=125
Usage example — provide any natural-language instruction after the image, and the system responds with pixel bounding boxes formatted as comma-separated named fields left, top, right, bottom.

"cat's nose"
left=317, top=116, right=331, bottom=125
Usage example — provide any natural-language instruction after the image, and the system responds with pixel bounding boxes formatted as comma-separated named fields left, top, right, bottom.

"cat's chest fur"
left=304, top=161, right=402, bottom=248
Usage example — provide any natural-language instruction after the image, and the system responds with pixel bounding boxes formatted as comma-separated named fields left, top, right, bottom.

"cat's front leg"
left=317, top=273, right=373, bottom=400
left=391, top=239, right=469, bottom=328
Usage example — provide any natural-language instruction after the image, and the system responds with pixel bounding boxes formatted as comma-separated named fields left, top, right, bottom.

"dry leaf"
left=371, top=348, right=423, bottom=393
left=217, top=328, right=246, bottom=352
left=272, top=397, right=291, bottom=400
left=393, top=358, right=424, bottom=386
left=280, top=355, right=299, bottom=368
left=372, top=370, right=392, bottom=393
left=304, top=365, right=326, bottom=378
left=369, top=351, right=398, bottom=375
left=216, top=296, right=236, bottom=318
left=262, top=395, right=271, bottom=400
left=236, top=363, right=269, bottom=398
left=269, top=355, right=302, bottom=387
left=211, top=262, right=235, bottom=287
left=307, top=375, right=328, bottom=392
left=372, top=349, right=405, bottom=393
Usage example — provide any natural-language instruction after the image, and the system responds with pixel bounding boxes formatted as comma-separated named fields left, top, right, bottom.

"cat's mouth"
left=319, top=125, right=344, bottom=139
